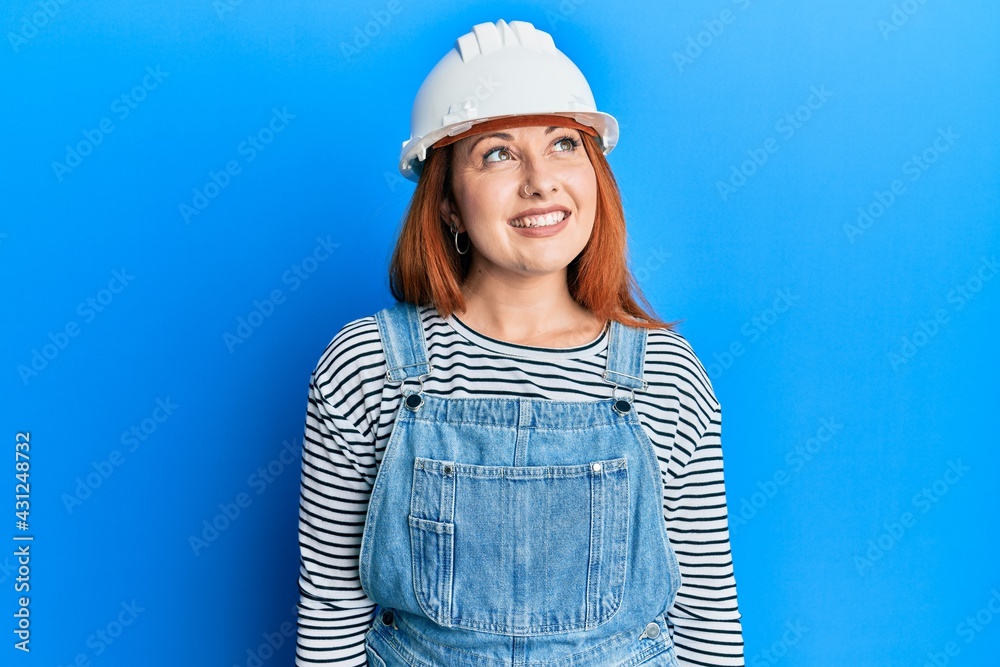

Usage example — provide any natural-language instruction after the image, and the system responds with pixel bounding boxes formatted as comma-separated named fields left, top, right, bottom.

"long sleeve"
left=664, top=405, right=745, bottom=666
left=292, top=310, right=745, bottom=665
left=295, top=365, right=379, bottom=666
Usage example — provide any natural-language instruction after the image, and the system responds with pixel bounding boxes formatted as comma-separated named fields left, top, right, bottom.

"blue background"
left=2, top=0, right=997, bottom=665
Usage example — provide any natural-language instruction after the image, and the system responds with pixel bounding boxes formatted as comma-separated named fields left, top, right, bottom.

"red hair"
left=387, top=130, right=678, bottom=331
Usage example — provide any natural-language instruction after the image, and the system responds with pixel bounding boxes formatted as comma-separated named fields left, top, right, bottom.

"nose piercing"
left=523, top=184, right=532, bottom=196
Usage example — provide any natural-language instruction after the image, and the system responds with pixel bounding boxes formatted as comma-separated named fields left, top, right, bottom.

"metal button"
left=592, top=462, right=602, bottom=473
left=643, top=622, right=660, bottom=639
left=382, top=610, right=395, bottom=626
left=613, top=399, right=632, bottom=414
left=443, top=465, right=453, bottom=475
left=404, top=393, right=423, bottom=410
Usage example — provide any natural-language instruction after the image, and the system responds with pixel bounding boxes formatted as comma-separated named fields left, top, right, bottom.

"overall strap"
left=603, top=319, right=649, bottom=392
left=373, top=301, right=432, bottom=383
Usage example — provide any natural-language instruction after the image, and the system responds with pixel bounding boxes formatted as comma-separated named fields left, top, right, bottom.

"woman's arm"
left=295, top=333, right=383, bottom=667
left=664, top=404, right=746, bottom=666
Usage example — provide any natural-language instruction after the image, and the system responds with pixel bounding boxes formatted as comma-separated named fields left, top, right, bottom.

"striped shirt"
left=296, top=303, right=745, bottom=666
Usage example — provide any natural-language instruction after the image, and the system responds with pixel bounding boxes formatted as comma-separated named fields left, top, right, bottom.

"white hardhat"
left=398, top=19, right=619, bottom=182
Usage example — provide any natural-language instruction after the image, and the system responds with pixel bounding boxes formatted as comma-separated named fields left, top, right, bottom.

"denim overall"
left=359, top=301, right=683, bottom=667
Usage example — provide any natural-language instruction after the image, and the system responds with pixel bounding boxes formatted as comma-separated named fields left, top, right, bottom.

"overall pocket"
left=407, top=456, right=629, bottom=635
left=365, top=644, right=387, bottom=667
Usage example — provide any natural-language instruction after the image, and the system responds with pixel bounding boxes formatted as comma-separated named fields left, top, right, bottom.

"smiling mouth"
left=508, top=211, right=569, bottom=228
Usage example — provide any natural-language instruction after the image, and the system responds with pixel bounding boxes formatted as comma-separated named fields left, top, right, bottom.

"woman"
left=296, top=19, right=744, bottom=667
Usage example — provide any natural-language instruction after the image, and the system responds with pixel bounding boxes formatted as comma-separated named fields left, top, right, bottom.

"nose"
left=520, top=152, right=559, bottom=197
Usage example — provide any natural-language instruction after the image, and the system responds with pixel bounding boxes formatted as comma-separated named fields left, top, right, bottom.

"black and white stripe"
left=296, top=304, right=744, bottom=666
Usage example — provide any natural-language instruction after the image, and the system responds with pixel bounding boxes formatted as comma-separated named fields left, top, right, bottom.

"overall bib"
left=359, top=301, right=683, bottom=667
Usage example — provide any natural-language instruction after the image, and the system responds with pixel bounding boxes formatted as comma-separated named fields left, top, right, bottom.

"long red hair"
left=387, top=131, right=677, bottom=331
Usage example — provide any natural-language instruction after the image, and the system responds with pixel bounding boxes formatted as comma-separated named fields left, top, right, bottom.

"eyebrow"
left=467, top=126, right=561, bottom=155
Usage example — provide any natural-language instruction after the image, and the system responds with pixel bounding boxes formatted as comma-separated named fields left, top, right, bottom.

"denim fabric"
left=359, top=301, right=683, bottom=667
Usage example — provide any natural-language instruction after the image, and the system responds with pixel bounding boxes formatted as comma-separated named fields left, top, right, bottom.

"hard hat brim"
left=400, top=111, right=619, bottom=183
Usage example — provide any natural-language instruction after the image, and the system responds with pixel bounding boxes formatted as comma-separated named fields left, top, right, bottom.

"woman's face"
left=442, top=124, right=598, bottom=281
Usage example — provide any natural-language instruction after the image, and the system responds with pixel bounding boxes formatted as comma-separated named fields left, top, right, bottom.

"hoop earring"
left=451, top=224, right=470, bottom=255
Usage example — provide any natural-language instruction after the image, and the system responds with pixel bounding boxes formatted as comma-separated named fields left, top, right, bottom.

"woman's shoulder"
left=643, top=325, right=720, bottom=415
left=310, top=313, right=386, bottom=397
left=311, top=302, right=439, bottom=385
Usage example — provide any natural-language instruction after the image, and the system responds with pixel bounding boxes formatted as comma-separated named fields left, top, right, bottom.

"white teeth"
left=509, top=211, right=567, bottom=228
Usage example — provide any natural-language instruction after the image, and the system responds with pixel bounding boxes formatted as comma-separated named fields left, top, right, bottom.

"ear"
left=440, top=197, right=463, bottom=232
